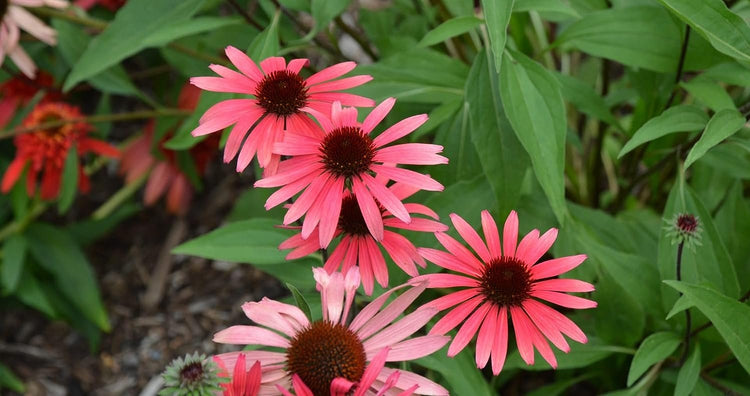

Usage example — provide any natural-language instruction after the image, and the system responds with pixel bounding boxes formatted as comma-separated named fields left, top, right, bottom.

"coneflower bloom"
left=214, top=353, right=261, bottom=396
left=74, top=0, right=125, bottom=11
left=280, top=180, right=447, bottom=295
left=412, top=210, right=597, bottom=375
left=278, top=348, right=418, bottom=396
left=0, top=71, right=57, bottom=128
left=212, top=268, right=449, bottom=395
left=1, top=102, right=119, bottom=199
left=190, top=46, right=374, bottom=175
left=0, top=0, right=68, bottom=78
left=119, top=84, right=217, bottom=215
left=256, top=99, right=447, bottom=248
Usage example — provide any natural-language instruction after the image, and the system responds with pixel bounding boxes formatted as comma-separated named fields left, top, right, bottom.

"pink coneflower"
left=0, top=0, right=68, bottom=78
left=256, top=99, right=447, bottom=248
left=213, top=268, right=449, bottom=395
left=412, top=210, right=597, bottom=375
left=278, top=348, right=418, bottom=396
left=280, top=180, right=447, bottom=295
left=190, top=46, right=374, bottom=175
left=214, top=353, right=261, bottom=396
left=74, top=0, right=125, bottom=11
left=1, top=101, right=119, bottom=199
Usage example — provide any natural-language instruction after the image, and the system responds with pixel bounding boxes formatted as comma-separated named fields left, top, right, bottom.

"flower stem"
left=91, top=172, right=149, bottom=220
left=0, top=200, right=47, bottom=243
left=0, top=108, right=191, bottom=139
left=676, top=241, right=692, bottom=365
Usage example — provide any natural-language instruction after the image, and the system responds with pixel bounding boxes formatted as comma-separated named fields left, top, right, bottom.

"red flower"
left=74, top=0, right=127, bottom=11
left=1, top=102, right=119, bottom=199
left=0, top=71, right=58, bottom=128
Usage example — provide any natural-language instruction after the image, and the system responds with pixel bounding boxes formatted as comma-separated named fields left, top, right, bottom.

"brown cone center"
left=320, top=126, right=375, bottom=179
left=480, top=257, right=533, bottom=307
left=255, top=70, right=308, bottom=116
left=286, top=321, right=367, bottom=396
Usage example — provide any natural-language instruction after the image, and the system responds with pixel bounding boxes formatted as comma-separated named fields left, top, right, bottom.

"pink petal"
left=491, top=307, right=509, bottom=375
left=385, top=335, right=450, bottom=361
left=522, top=300, right=569, bottom=353
left=403, top=203, right=439, bottom=219
left=531, top=254, right=587, bottom=280
left=475, top=304, right=498, bottom=369
left=287, top=58, right=309, bottom=74
left=260, top=57, right=286, bottom=74
left=377, top=368, right=449, bottom=396
left=225, top=46, right=264, bottom=82
left=370, top=164, right=443, bottom=191
left=365, top=236, right=389, bottom=288
left=254, top=156, right=321, bottom=187
left=448, top=302, right=490, bottom=357
left=434, top=232, right=484, bottom=273
left=380, top=231, right=419, bottom=276
left=510, top=306, right=535, bottom=365
left=306, top=61, right=356, bottom=86
left=411, top=273, right=478, bottom=289
left=308, top=75, right=373, bottom=94
left=363, top=308, right=439, bottom=353
left=524, top=228, right=558, bottom=265
left=449, top=213, right=491, bottom=263
left=373, top=114, right=428, bottom=147
left=352, top=177, right=384, bottom=241
left=358, top=237, right=376, bottom=296
left=213, top=325, right=290, bottom=348
left=481, top=210, right=502, bottom=259
left=374, top=144, right=448, bottom=165
left=350, top=282, right=410, bottom=333
left=503, top=210, right=519, bottom=257
left=143, top=163, right=171, bottom=205
left=362, top=97, right=395, bottom=134
left=532, top=291, right=598, bottom=309
left=317, top=177, right=345, bottom=248
left=533, top=278, right=595, bottom=293
left=421, top=288, right=480, bottom=311
left=523, top=299, right=587, bottom=344
left=324, top=236, right=350, bottom=273
left=362, top=172, right=410, bottom=224
left=281, top=173, right=328, bottom=223
left=418, top=248, right=480, bottom=277
left=429, top=295, right=483, bottom=336
left=224, top=116, right=259, bottom=163
left=357, top=283, right=427, bottom=340
left=357, top=347, right=389, bottom=396
left=515, top=229, right=540, bottom=266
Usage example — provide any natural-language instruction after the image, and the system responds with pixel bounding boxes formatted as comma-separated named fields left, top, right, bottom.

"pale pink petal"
left=350, top=283, right=411, bottom=333
left=356, top=347, right=389, bottom=396
left=213, top=325, right=290, bottom=348
left=363, top=308, right=439, bottom=353
left=357, top=283, right=427, bottom=340
left=385, top=335, right=450, bottom=361
left=377, top=368, right=449, bottom=396
left=503, top=210, right=519, bottom=257
left=374, top=144, right=447, bottom=165
left=531, top=254, right=587, bottom=280
left=242, top=301, right=298, bottom=337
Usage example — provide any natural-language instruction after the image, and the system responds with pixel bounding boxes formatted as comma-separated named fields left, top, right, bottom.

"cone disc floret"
left=665, top=213, right=702, bottom=249
left=286, top=321, right=367, bottom=396
left=320, top=126, right=375, bottom=179
left=255, top=69, right=308, bottom=116
left=480, top=257, right=533, bottom=307
left=160, top=352, right=224, bottom=396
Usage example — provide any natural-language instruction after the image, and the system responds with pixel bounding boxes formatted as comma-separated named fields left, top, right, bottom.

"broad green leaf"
left=680, top=79, right=736, bottom=112
left=430, top=106, right=483, bottom=186
left=466, top=51, right=529, bottom=218
left=527, top=375, right=595, bottom=396
left=657, top=0, right=750, bottom=63
left=666, top=295, right=693, bottom=319
left=482, top=0, right=515, bottom=72
left=675, top=343, right=701, bottom=396
left=172, top=218, right=318, bottom=290
left=618, top=105, right=708, bottom=158
left=25, top=223, right=110, bottom=331
left=556, top=6, right=682, bottom=73
left=703, top=62, right=750, bottom=86
left=418, top=16, right=483, bottom=47
left=413, top=99, right=462, bottom=139
left=500, top=50, right=567, bottom=223
left=664, top=281, right=750, bottom=374
left=311, top=0, right=350, bottom=31
left=286, top=283, right=313, bottom=320
left=0, top=363, right=24, bottom=393
left=142, top=17, right=242, bottom=47
left=1, top=234, right=26, bottom=294
left=714, top=182, right=750, bottom=290
left=15, top=269, right=57, bottom=317
left=594, top=270, right=645, bottom=346
left=627, top=331, right=681, bottom=386
left=416, top=346, right=493, bottom=396
left=514, top=0, right=581, bottom=20
left=555, top=72, right=622, bottom=130
left=658, top=186, right=740, bottom=311
left=63, top=0, right=205, bottom=90
left=53, top=19, right=139, bottom=96
left=684, top=109, right=745, bottom=169
left=247, top=10, right=281, bottom=59
left=57, top=146, right=78, bottom=214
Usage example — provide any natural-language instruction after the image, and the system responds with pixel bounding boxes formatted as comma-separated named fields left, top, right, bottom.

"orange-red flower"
left=0, top=71, right=58, bottom=128
left=1, top=102, right=119, bottom=199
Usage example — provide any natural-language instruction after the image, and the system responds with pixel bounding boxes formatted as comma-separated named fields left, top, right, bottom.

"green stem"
left=92, top=172, right=149, bottom=220
left=0, top=108, right=191, bottom=139
left=0, top=200, right=48, bottom=242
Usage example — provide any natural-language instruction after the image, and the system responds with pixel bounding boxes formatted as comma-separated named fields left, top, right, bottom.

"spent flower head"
left=160, top=352, right=225, bottom=396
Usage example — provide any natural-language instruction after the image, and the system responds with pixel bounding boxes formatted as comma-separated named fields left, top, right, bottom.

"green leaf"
left=618, top=105, right=708, bottom=159
left=664, top=281, right=750, bottom=375
left=482, top=0, right=515, bottom=72
left=415, top=346, right=493, bottom=396
left=680, top=79, right=736, bottom=112
left=1, top=234, right=26, bottom=294
left=505, top=340, right=632, bottom=370
left=555, top=72, right=621, bottom=130
left=15, top=269, right=57, bottom=317
left=466, top=51, right=529, bottom=218
left=57, top=146, right=78, bottom=214
left=311, top=0, right=350, bottom=31
left=247, top=10, right=281, bottom=59
left=627, top=331, right=681, bottom=386
left=684, top=109, right=745, bottom=169
left=286, top=282, right=313, bottom=320
left=514, top=0, right=581, bottom=20
left=675, top=343, right=701, bottom=396
left=172, top=218, right=317, bottom=290
left=63, top=0, right=205, bottom=90
left=25, top=223, right=110, bottom=331
left=0, top=363, right=24, bottom=393
left=666, top=295, right=693, bottom=320
left=68, top=203, right=140, bottom=246
left=657, top=0, right=750, bottom=63
left=500, top=50, right=567, bottom=223
left=142, top=17, right=242, bottom=47
left=418, top=16, right=483, bottom=47
left=556, top=6, right=682, bottom=73
left=53, top=19, right=140, bottom=96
